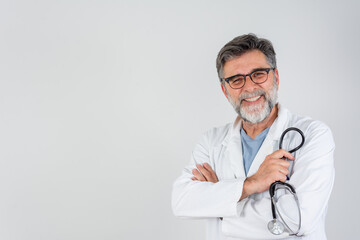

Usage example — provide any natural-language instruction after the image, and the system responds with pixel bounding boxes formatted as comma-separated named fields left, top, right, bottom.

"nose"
left=242, top=75, right=258, bottom=92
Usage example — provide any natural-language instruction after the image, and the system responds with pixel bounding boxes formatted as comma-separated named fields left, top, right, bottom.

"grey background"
left=0, top=0, right=359, bottom=239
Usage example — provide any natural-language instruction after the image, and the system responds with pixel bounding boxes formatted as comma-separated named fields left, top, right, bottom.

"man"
left=172, top=34, right=335, bottom=240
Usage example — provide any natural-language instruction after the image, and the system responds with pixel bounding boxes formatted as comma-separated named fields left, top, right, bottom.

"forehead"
left=223, top=50, right=269, bottom=77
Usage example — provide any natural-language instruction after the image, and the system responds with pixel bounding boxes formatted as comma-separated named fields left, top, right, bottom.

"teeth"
left=244, top=95, right=261, bottom=102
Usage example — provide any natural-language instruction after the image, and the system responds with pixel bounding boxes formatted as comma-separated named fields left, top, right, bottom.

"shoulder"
left=198, top=122, right=233, bottom=148
left=287, top=110, right=332, bottom=134
left=286, top=110, right=335, bottom=152
left=191, top=122, right=232, bottom=159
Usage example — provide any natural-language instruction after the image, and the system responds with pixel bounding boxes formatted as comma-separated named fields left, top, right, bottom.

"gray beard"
left=228, top=80, right=278, bottom=124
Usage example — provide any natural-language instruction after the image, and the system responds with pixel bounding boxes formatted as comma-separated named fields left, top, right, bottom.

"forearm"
left=172, top=174, right=246, bottom=218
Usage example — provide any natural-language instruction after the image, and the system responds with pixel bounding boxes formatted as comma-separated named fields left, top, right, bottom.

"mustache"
left=239, top=89, right=266, bottom=102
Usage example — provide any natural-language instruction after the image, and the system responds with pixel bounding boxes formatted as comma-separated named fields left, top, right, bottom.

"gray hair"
left=216, top=33, right=277, bottom=81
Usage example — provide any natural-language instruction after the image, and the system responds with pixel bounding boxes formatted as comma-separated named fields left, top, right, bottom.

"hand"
left=244, top=149, right=294, bottom=197
left=191, top=163, right=219, bottom=183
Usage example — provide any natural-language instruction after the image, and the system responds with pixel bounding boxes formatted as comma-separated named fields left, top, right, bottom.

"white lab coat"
left=172, top=105, right=335, bottom=240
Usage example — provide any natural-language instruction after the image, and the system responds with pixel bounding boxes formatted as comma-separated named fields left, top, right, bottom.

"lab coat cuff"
left=236, top=198, right=248, bottom=216
left=235, top=178, right=248, bottom=216
left=218, top=178, right=248, bottom=217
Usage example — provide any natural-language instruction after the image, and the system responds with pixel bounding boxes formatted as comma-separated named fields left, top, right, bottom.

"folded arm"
left=171, top=136, right=246, bottom=218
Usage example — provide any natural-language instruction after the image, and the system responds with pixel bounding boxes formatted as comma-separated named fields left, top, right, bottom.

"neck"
left=242, top=104, right=279, bottom=139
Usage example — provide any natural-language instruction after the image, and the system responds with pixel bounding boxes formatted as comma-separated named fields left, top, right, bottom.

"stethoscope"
left=267, top=127, right=305, bottom=236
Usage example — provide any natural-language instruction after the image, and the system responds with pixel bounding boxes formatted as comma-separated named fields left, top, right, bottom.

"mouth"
left=244, top=95, right=261, bottom=102
left=242, top=95, right=263, bottom=103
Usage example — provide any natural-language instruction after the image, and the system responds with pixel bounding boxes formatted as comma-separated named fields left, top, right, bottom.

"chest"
left=210, top=138, right=278, bottom=180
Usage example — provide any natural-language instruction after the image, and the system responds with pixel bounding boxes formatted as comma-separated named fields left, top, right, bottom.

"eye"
left=252, top=71, right=266, bottom=78
left=230, top=76, right=244, bottom=82
left=229, top=76, right=245, bottom=86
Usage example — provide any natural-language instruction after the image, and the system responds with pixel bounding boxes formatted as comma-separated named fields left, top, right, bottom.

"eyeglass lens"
left=228, top=70, right=269, bottom=89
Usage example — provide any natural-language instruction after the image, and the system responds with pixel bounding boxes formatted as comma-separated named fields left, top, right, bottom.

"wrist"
left=240, top=177, right=257, bottom=201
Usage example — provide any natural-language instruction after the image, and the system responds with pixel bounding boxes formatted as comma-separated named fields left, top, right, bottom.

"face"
left=221, top=50, right=279, bottom=124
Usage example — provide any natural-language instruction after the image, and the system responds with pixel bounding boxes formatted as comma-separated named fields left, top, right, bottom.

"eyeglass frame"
left=221, top=68, right=276, bottom=89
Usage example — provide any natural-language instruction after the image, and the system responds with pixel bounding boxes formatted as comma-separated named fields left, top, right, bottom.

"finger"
left=266, top=158, right=291, bottom=168
left=278, top=159, right=291, bottom=168
left=203, top=162, right=213, bottom=171
left=279, top=166, right=289, bottom=176
left=203, top=163, right=216, bottom=176
left=196, top=164, right=212, bottom=181
left=191, top=177, right=197, bottom=181
left=192, top=168, right=205, bottom=181
left=270, top=149, right=295, bottom=160
left=203, top=163, right=219, bottom=182
left=278, top=173, right=288, bottom=182
left=269, top=161, right=290, bottom=173
left=271, top=170, right=288, bottom=183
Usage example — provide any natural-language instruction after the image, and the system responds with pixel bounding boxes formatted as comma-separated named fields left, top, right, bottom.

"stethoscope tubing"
left=269, top=127, right=305, bottom=236
left=279, top=127, right=305, bottom=154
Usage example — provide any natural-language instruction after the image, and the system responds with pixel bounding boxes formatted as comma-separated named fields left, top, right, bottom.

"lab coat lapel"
left=246, top=136, right=274, bottom=177
left=227, top=134, right=245, bottom=179
left=222, top=117, right=246, bottom=179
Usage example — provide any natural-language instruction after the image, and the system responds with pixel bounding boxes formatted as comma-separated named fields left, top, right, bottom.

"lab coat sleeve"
left=221, top=122, right=335, bottom=239
left=288, top=122, right=335, bottom=236
left=172, top=131, right=246, bottom=218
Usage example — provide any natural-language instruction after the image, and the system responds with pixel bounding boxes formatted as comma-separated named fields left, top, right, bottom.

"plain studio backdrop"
left=0, top=0, right=359, bottom=239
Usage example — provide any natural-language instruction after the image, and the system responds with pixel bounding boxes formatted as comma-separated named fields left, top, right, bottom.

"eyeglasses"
left=222, top=68, right=275, bottom=89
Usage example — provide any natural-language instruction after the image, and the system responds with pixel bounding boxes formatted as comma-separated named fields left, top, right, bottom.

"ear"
left=221, top=83, right=229, bottom=100
left=274, top=68, right=279, bottom=89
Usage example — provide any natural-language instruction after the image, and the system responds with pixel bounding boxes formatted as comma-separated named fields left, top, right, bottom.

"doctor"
left=172, top=34, right=335, bottom=240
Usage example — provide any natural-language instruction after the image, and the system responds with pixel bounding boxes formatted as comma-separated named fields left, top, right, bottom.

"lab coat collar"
left=266, top=104, right=289, bottom=142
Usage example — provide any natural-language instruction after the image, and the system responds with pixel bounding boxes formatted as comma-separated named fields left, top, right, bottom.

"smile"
left=244, top=95, right=262, bottom=102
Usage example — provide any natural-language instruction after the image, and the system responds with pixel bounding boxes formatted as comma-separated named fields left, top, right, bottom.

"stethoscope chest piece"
left=268, top=219, right=285, bottom=235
